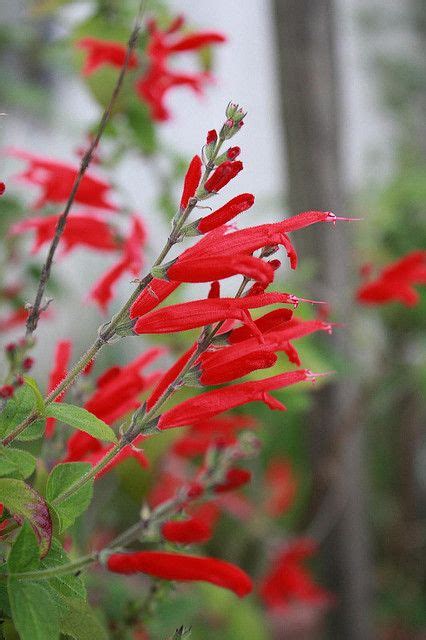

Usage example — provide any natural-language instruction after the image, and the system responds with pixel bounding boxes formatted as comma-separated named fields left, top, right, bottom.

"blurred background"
left=1, top=1, right=425, bottom=639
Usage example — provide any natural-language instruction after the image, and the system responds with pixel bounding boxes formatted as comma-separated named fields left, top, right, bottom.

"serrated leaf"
left=45, top=403, right=117, bottom=443
left=8, top=578, right=59, bottom=640
left=0, top=445, right=36, bottom=480
left=23, top=376, right=45, bottom=414
left=0, top=385, right=44, bottom=441
left=41, top=539, right=86, bottom=601
left=46, top=462, right=93, bottom=532
left=59, top=597, right=108, bottom=640
left=0, top=478, right=52, bottom=557
left=7, top=521, right=40, bottom=574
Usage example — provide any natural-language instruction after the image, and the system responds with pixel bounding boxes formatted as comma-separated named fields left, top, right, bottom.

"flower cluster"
left=76, top=16, right=226, bottom=121
left=356, top=249, right=426, bottom=306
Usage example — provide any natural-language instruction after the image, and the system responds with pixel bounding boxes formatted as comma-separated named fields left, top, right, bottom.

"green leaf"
left=0, top=385, right=44, bottom=441
left=41, top=539, right=86, bottom=601
left=7, top=522, right=40, bottom=574
left=126, top=99, right=157, bottom=155
left=0, top=445, right=36, bottom=479
left=46, top=462, right=93, bottom=532
left=59, top=598, right=108, bottom=640
left=7, top=578, right=59, bottom=640
left=23, top=376, right=45, bottom=414
left=0, top=479, right=52, bottom=557
left=45, top=403, right=117, bottom=443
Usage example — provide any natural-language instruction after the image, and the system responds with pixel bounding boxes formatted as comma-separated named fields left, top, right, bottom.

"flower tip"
left=326, top=212, right=364, bottom=224
left=305, top=370, right=335, bottom=383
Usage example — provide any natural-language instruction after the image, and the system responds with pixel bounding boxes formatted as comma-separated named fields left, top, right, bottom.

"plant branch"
left=24, top=0, right=148, bottom=339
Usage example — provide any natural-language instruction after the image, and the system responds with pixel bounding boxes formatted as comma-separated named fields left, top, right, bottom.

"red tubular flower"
left=0, top=308, right=28, bottom=333
left=226, top=146, right=240, bottom=161
left=264, top=459, right=297, bottom=517
left=45, top=340, right=72, bottom=437
left=166, top=32, right=226, bottom=53
left=84, top=348, right=164, bottom=425
left=130, top=278, right=180, bottom=319
left=89, top=215, right=146, bottom=311
left=192, top=210, right=345, bottom=270
left=198, top=342, right=277, bottom=385
left=158, top=369, right=313, bottom=429
left=226, top=308, right=293, bottom=343
left=172, top=415, right=256, bottom=458
left=259, top=539, right=332, bottom=609
left=10, top=213, right=118, bottom=254
left=63, top=432, right=148, bottom=477
left=206, top=129, right=218, bottom=145
left=356, top=249, right=426, bottom=306
left=159, top=254, right=274, bottom=285
left=76, top=37, right=138, bottom=75
left=0, top=182, right=5, bottom=195
left=195, top=193, right=255, bottom=234
left=136, top=20, right=225, bottom=121
left=133, top=291, right=300, bottom=338
left=180, top=155, right=202, bottom=209
left=204, top=161, right=243, bottom=194
left=129, top=227, right=230, bottom=319
left=214, top=468, right=252, bottom=493
left=146, top=344, right=197, bottom=411
left=106, top=551, right=252, bottom=597
left=161, top=517, right=212, bottom=544
left=8, top=148, right=117, bottom=211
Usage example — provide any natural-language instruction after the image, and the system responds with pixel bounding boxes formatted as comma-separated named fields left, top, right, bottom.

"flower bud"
left=22, top=357, right=34, bottom=371
left=0, top=384, right=14, bottom=398
left=214, top=146, right=241, bottom=165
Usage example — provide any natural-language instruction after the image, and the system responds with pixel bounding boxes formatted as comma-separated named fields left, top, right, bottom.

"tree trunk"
left=272, top=2, right=373, bottom=638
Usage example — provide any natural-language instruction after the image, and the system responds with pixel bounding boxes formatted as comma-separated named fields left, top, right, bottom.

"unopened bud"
left=0, top=384, right=14, bottom=399
left=22, top=357, right=34, bottom=371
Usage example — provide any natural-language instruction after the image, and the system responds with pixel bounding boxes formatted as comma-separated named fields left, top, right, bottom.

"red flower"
left=259, top=539, right=332, bottom=609
left=45, top=340, right=72, bottom=437
left=76, top=37, right=138, bottom=75
left=158, top=369, right=314, bottom=429
left=129, top=228, right=230, bottom=319
left=356, top=250, right=426, bottom=306
left=206, top=129, right=218, bottom=145
left=63, top=431, right=148, bottom=478
left=133, top=292, right=300, bottom=338
left=226, top=146, right=240, bottom=161
left=106, top=551, right=252, bottom=597
left=194, top=193, right=255, bottom=234
left=8, top=148, right=117, bottom=211
left=172, top=415, right=256, bottom=458
left=146, top=344, right=197, bottom=411
left=192, top=210, right=339, bottom=270
left=180, top=155, right=202, bottom=209
left=204, top=161, right=243, bottom=194
left=0, top=182, right=5, bottom=195
left=84, top=348, right=164, bottom=425
left=198, top=341, right=277, bottom=385
left=89, top=215, right=146, bottom=311
left=10, top=213, right=118, bottom=254
left=157, top=254, right=274, bottom=285
left=136, top=19, right=225, bottom=121
left=214, top=468, right=252, bottom=493
left=264, top=459, right=297, bottom=517
left=161, top=517, right=212, bottom=544
left=0, top=308, right=28, bottom=333
left=165, top=32, right=226, bottom=53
